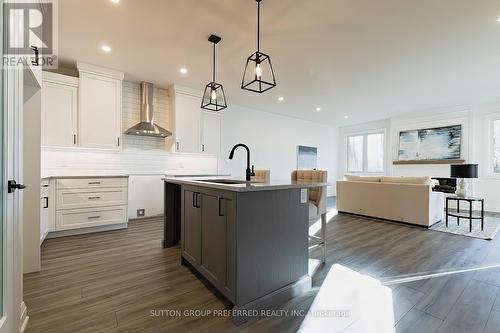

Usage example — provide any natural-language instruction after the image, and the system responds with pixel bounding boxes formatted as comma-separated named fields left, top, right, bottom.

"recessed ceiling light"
left=101, top=45, right=111, bottom=53
left=316, top=107, right=321, bottom=112
left=278, top=96, right=284, bottom=102
left=179, top=67, right=188, bottom=74
left=344, top=115, right=349, bottom=119
left=111, top=0, right=120, bottom=4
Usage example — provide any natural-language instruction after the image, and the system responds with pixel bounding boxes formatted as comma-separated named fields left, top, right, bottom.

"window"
left=347, top=135, right=363, bottom=172
left=347, top=132, right=385, bottom=173
left=493, top=119, right=500, bottom=174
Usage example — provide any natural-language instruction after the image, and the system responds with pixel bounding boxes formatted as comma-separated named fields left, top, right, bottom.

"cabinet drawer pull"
left=192, top=192, right=196, bottom=208
left=218, top=197, right=225, bottom=217
left=88, top=196, right=101, bottom=200
left=43, top=197, right=49, bottom=209
left=88, top=215, right=101, bottom=220
left=88, top=181, right=101, bottom=185
left=195, top=192, right=201, bottom=208
left=176, top=142, right=180, bottom=151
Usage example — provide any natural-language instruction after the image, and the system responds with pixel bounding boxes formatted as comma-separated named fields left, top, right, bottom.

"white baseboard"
left=45, top=223, right=128, bottom=239
left=19, top=302, right=29, bottom=333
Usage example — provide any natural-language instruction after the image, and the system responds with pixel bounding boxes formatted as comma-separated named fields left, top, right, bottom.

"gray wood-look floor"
left=24, top=207, right=500, bottom=333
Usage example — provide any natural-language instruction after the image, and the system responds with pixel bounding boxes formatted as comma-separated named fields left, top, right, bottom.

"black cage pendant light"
left=201, top=34, right=227, bottom=111
left=241, top=0, right=277, bottom=93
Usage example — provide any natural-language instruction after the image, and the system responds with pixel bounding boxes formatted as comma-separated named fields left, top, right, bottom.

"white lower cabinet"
left=56, top=188, right=127, bottom=210
left=56, top=206, right=127, bottom=231
left=40, top=181, right=49, bottom=244
left=42, top=176, right=129, bottom=237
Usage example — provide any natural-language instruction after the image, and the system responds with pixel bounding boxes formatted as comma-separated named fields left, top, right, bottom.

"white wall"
left=221, top=105, right=338, bottom=196
left=338, top=104, right=500, bottom=212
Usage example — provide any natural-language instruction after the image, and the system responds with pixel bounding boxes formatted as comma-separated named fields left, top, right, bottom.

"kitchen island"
left=162, top=177, right=328, bottom=324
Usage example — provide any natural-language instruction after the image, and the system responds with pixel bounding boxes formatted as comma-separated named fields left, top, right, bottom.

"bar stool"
left=291, top=170, right=328, bottom=264
left=251, top=170, right=271, bottom=183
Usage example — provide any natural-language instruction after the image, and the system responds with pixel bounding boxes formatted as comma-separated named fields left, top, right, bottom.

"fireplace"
left=431, top=177, right=457, bottom=193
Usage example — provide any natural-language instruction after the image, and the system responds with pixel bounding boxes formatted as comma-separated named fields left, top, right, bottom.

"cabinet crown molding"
left=168, top=85, right=203, bottom=98
left=77, top=62, right=124, bottom=80
left=42, top=71, right=79, bottom=87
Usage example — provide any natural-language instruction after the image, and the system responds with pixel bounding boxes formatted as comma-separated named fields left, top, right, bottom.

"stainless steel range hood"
left=125, top=82, right=172, bottom=138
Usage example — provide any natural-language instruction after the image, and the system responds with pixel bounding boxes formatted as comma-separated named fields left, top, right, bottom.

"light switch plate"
left=300, top=189, right=308, bottom=204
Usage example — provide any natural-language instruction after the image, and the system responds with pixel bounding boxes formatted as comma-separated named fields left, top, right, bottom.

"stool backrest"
left=291, top=170, right=328, bottom=214
left=251, top=170, right=271, bottom=183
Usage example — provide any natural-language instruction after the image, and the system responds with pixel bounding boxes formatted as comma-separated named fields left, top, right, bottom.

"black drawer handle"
left=88, top=181, right=101, bottom=185
left=219, top=197, right=225, bottom=217
left=43, top=197, right=49, bottom=209
left=196, top=192, right=201, bottom=208
left=88, top=196, right=101, bottom=200
left=88, top=215, right=101, bottom=220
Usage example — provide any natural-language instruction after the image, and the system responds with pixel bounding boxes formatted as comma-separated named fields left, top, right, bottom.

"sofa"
left=336, top=175, right=444, bottom=227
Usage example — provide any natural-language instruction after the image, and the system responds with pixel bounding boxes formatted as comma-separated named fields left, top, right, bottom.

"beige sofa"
left=337, top=175, right=444, bottom=227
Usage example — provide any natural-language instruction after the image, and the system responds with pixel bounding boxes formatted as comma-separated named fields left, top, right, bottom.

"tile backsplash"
left=121, top=81, right=170, bottom=150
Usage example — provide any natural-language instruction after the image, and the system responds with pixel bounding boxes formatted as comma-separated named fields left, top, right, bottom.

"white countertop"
left=41, top=174, right=130, bottom=179
left=163, top=176, right=330, bottom=192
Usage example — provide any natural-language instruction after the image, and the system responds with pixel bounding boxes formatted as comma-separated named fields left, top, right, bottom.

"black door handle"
left=195, top=193, right=201, bottom=208
left=8, top=180, right=26, bottom=193
left=43, top=197, right=49, bottom=208
left=218, top=197, right=225, bottom=217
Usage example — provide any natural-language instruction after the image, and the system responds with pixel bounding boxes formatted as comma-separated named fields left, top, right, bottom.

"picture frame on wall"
left=397, top=125, right=462, bottom=163
left=297, top=145, right=318, bottom=170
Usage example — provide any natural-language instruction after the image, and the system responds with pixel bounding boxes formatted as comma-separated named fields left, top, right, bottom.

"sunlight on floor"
left=299, top=264, right=395, bottom=333
left=381, top=262, right=500, bottom=285
left=309, top=209, right=338, bottom=236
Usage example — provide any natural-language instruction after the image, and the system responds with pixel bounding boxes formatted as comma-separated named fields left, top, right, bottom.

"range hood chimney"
left=125, top=82, right=172, bottom=138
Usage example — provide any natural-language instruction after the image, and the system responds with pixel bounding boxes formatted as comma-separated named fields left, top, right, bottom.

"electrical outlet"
left=137, top=209, right=145, bottom=218
left=300, top=189, right=308, bottom=204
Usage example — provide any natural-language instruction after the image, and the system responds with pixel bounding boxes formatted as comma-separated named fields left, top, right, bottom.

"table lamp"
left=450, top=164, right=478, bottom=197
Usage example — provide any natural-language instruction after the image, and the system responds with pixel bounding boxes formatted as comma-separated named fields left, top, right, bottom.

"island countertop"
left=162, top=176, right=329, bottom=192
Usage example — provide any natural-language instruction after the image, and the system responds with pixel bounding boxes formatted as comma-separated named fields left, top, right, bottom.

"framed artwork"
left=297, top=145, right=318, bottom=170
left=398, top=125, right=462, bottom=161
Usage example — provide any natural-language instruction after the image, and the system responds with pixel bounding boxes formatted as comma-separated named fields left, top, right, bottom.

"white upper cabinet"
left=169, top=86, right=201, bottom=153
left=168, top=86, right=223, bottom=155
left=201, top=111, right=222, bottom=155
left=78, top=62, right=124, bottom=150
left=41, top=72, right=78, bottom=147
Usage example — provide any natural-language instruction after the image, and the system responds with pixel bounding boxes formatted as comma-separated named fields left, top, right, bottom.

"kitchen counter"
left=162, top=176, right=329, bottom=192
left=41, top=175, right=129, bottom=179
left=163, top=176, right=328, bottom=324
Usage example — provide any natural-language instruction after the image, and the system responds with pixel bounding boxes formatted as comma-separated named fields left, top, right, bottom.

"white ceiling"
left=58, top=0, right=500, bottom=125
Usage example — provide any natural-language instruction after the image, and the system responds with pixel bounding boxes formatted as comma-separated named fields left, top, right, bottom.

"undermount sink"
left=197, top=179, right=248, bottom=185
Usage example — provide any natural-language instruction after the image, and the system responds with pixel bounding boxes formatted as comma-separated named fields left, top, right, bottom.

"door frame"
left=0, top=0, right=26, bottom=332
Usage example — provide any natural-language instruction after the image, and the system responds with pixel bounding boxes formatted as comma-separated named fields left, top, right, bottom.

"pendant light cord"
left=213, top=42, right=216, bottom=83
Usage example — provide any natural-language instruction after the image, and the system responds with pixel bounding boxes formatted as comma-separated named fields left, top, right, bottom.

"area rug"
left=430, top=216, right=500, bottom=240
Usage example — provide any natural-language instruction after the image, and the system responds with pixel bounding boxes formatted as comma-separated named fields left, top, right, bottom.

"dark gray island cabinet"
left=163, top=178, right=328, bottom=323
